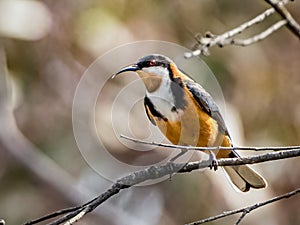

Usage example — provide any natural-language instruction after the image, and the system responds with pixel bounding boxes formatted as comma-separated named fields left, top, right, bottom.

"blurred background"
left=0, top=0, right=300, bottom=224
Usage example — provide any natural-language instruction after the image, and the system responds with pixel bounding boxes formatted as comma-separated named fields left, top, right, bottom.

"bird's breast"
left=146, top=77, right=182, bottom=121
left=147, top=96, right=183, bottom=121
left=146, top=86, right=222, bottom=147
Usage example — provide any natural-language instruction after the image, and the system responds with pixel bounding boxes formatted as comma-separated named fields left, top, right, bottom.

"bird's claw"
left=209, top=151, right=218, bottom=171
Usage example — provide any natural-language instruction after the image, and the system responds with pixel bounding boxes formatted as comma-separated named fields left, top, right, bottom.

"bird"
left=113, top=54, right=267, bottom=192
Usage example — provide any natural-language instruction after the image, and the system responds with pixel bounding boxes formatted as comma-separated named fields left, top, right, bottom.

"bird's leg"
left=208, top=150, right=218, bottom=171
left=170, top=149, right=188, bottom=162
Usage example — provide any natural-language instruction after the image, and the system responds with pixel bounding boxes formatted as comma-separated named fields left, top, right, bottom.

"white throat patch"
left=146, top=76, right=182, bottom=121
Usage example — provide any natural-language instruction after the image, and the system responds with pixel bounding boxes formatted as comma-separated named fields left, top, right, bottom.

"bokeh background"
left=0, top=0, right=300, bottom=225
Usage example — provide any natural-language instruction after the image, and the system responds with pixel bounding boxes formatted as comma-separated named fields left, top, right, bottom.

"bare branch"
left=25, top=148, right=300, bottom=225
left=184, top=0, right=300, bottom=58
left=186, top=5, right=279, bottom=57
left=24, top=201, right=95, bottom=225
left=186, top=188, right=300, bottom=225
left=221, top=20, right=287, bottom=47
left=265, top=0, right=300, bottom=38
left=120, top=134, right=300, bottom=152
left=63, top=210, right=86, bottom=225
left=181, top=149, right=300, bottom=170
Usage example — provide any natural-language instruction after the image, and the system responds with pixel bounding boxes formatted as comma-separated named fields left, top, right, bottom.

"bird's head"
left=113, top=54, right=177, bottom=92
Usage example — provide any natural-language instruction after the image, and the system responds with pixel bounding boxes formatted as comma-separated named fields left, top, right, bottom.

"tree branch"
left=186, top=188, right=300, bottom=225
left=265, top=0, right=300, bottom=38
left=220, top=20, right=287, bottom=47
left=25, top=147, right=300, bottom=225
left=120, top=134, right=300, bottom=152
left=185, top=0, right=300, bottom=58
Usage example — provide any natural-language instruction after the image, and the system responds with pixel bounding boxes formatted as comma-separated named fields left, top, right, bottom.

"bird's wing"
left=184, top=79, right=229, bottom=136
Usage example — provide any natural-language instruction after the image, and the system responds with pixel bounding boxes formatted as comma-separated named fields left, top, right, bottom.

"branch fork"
left=25, top=136, right=300, bottom=225
left=185, top=0, right=299, bottom=58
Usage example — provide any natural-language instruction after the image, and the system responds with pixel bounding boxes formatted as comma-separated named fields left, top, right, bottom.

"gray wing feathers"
left=184, top=79, right=229, bottom=135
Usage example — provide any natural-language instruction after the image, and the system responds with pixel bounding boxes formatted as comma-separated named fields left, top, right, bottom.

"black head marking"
left=138, top=54, right=187, bottom=110
left=137, top=54, right=171, bottom=69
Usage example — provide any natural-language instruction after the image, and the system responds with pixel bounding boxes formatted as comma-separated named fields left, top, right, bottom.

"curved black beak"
left=112, top=64, right=140, bottom=79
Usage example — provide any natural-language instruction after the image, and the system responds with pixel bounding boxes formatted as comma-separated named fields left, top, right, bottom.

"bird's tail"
left=222, top=162, right=267, bottom=192
left=217, top=136, right=267, bottom=192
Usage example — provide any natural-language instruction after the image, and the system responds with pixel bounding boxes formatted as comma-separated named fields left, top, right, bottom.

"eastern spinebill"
left=113, top=54, right=267, bottom=192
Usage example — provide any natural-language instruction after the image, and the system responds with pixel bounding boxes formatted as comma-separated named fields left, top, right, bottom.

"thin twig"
left=235, top=211, right=248, bottom=225
left=184, top=0, right=297, bottom=58
left=24, top=207, right=80, bottom=225
left=222, top=20, right=287, bottom=46
left=265, top=0, right=300, bottom=38
left=63, top=210, right=86, bottom=225
left=192, top=6, right=277, bottom=49
left=181, top=149, right=300, bottom=171
left=186, top=188, right=300, bottom=225
left=25, top=149, right=300, bottom=225
left=120, top=134, right=300, bottom=152
left=24, top=196, right=100, bottom=225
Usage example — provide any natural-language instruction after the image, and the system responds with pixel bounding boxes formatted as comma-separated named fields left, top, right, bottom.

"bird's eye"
left=149, top=60, right=156, bottom=66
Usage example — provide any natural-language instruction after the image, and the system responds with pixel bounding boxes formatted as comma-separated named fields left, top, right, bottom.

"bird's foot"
left=208, top=150, right=218, bottom=171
